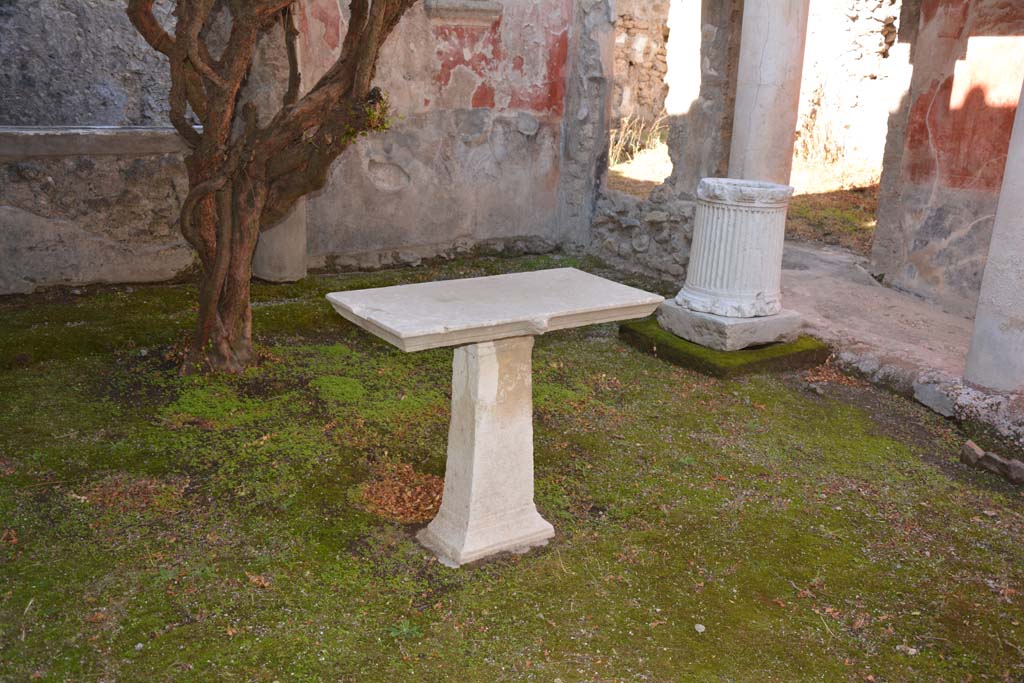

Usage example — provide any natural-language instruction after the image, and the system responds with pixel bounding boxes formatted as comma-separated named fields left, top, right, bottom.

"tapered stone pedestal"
left=417, top=336, right=553, bottom=567
left=326, top=268, right=663, bottom=567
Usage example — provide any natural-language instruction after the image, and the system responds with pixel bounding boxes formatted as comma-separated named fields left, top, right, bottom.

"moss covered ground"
left=1, top=255, right=1022, bottom=682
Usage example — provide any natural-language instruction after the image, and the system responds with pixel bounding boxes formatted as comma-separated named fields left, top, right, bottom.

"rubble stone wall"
left=611, top=0, right=670, bottom=124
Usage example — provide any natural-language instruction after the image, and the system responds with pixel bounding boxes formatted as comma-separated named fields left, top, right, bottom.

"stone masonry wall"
left=0, top=0, right=614, bottom=292
left=591, top=0, right=742, bottom=283
left=591, top=0, right=924, bottom=290
left=0, top=131, right=194, bottom=293
left=612, top=0, right=670, bottom=124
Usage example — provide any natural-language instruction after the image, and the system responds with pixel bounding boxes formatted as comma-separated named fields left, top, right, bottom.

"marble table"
left=327, top=268, right=663, bottom=566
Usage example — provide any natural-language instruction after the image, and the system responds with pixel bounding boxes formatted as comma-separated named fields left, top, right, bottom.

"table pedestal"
left=417, top=336, right=554, bottom=566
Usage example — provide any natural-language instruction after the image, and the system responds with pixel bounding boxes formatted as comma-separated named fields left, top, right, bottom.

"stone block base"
left=657, top=300, right=802, bottom=351
left=417, top=510, right=554, bottom=568
left=620, top=318, right=830, bottom=378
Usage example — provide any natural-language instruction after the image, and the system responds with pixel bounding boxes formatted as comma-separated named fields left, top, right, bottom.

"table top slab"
left=326, top=268, right=664, bottom=351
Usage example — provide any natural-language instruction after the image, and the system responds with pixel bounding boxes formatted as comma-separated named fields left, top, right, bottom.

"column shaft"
left=965, top=78, right=1024, bottom=393
left=727, top=0, right=811, bottom=185
left=677, top=178, right=794, bottom=318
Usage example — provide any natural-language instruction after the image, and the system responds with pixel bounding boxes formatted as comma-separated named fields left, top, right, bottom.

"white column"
left=965, top=78, right=1024, bottom=394
left=418, top=336, right=554, bottom=566
left=250, top=15, right=308, bottom=283
left=677, top=178, right=794, bottom=318
left=727, top=0, right=811, bottom=185
left=252, top=199, right=308, bottom=283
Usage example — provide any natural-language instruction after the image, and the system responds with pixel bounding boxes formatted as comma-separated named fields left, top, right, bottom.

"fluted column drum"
left=676, top=178, right=794, bottom=318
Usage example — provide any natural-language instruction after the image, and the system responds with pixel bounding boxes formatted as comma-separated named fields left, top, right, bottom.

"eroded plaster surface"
left=0, top=151, right=193, bottom=293
left=0, top=0, right=173, bottom=126
left=873, top=0, right=1024, bottom=316
left=0, top=0, right=614, bottom=291
left=292, top=0, right=606, bottom=268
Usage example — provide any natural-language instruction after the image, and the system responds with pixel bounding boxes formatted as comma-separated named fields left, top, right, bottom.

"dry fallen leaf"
left=804, top=359, right=865, bottom=387
left=359, top=463, right=443, bottom=524
left=245, top=572, right=271, bottom=589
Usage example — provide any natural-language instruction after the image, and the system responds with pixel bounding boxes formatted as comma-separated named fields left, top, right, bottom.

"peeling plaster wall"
left=294, top=0, right=603, bottom=269
left=0, top=0, right=614, bottom=291
left=872, top=0, right=1024, bottom=317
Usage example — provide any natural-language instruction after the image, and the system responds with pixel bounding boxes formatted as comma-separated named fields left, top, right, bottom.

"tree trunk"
left=182, top=168, right=266, bottom=374
left=128, top=0, right=418, bottom=374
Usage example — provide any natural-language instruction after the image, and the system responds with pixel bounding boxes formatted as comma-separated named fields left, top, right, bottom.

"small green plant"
left=387, top=619, right=422, bottom=640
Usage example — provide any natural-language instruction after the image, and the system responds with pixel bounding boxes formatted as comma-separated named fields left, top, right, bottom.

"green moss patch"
left=619, top=317, right=831, bottom=377
left=1, top=256, right=1022, bottom=681
left=311, top=375, right=368, bottom=408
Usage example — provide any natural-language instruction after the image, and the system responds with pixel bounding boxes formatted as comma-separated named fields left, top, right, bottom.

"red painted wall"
left=294, top=0, right=573, bottom=119
left=873, top=0, right=1024, bottom=315
left=903, top=0, right=1024, bottom=192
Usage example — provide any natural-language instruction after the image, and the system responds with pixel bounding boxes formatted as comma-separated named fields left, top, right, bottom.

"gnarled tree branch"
left=129, top=0, right=419, bottom=373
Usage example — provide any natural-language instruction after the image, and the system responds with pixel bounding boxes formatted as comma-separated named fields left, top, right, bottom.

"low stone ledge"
left=0, top=126, right=189, bottom=159
left=591, top=190, right=695, bottom=281
left=424, top=0, right=502, bottom=24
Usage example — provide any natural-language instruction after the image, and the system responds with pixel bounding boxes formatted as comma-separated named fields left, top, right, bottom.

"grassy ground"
left=1, top=255, right=1022, bottom=682
left=787, top=185, right=879, bottom=256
